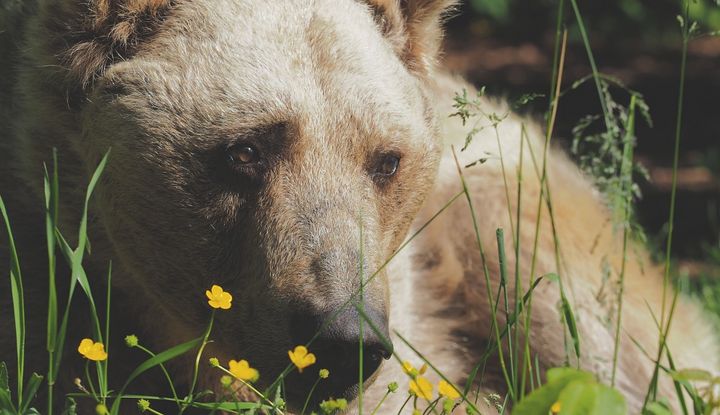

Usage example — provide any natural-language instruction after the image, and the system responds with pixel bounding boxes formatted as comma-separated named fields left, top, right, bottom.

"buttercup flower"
left=409, top=375, right=433, bottom=400
left=288, top=345, right=316, bottom=373
left=551, top=401, right=562, bottom=414
left=77, top=338, right=108, bottom=361
left=206, top=285, right=233, bottom=309
left=402, top=360, right=427, bottom=377
left=438, top=380, right=461, bottom=399
left=228, top=359, right=259, bottom=382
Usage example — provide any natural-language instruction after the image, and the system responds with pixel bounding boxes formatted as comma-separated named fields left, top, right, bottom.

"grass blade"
left=559, top=292, right=580, bottom=361
left=0, top=195, right=26, bottom=409
left=43, top=150, right=60, bottom=415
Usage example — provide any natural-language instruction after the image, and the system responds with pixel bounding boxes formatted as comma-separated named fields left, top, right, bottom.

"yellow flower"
left=206, top=285, right=232, bottom=309
left=402, top=361, right=428, bottom=377
left=551, top=401, right=562, bottom=414
left=438, top=379, right=460, bottom=399
left=228, top=359, right=259, bottom=382
left=288, top=345, right=316, bottom=373
left=77, top=338, right=108, bottom=361
left=409, top=375, right=433, bottom=400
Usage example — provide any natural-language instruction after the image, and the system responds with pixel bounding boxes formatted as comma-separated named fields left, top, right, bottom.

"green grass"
left=2, top=0, right=720, bottom=414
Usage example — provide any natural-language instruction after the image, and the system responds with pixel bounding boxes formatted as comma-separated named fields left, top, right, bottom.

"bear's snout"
left=287, top=305, right=393, bottom=402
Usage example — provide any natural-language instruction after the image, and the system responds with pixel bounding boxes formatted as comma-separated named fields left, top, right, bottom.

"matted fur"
left=1, top=1, right=718, bottom=414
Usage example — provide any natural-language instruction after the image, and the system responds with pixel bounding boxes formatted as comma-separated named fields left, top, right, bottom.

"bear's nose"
left=289, top=305, right=393, bottom=399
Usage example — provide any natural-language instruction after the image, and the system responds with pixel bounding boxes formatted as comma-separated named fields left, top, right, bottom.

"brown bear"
left=0, top=0, right=717, bottom=413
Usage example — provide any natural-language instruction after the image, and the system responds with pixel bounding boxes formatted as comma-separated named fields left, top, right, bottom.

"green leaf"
left=643, top=400, right=672, bottom=415
left=513, top=93, right=545, bottom=109
left=43, top=151, right=60, bottom=354
left=670, top=369, right=714, bottom=382
left=0, top=388, right=14, bottom=413
left=50, top=153, right=111, bottom=388
left=19, top=373, right=43, bottom=413
left=593, top=384, right=626, bottom=414
left=0, top=363, right=8, bottom=393
left=512, top=368, right=593, bottom=415
left=189, top=401, right=267, bottom=411
left=513, top=368, right=626, bottom=415
left=61, top=397, right=78, bottom=415
left=77, top=150, right=110, bottom=258
left=556, top=380, right=597, bottom=414
left=545, top=367, right=594, bottom=384
left=0, top=196, right=26, bottom=408
left=560, top=293, right=581, bottom=359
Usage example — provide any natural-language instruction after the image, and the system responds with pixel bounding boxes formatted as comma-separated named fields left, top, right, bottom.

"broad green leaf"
left=593, top=384, right=626, bottom=414
left=0, top=388, right=15, bottom=413
left=546, top=367, right=594, bottom=384
left=512, top=368, right=593, bottom=415
left=513, top=368, right=625, bottom=415
left=19, top=373, right=43, bottom=414
left=556, top=380, right=597, bottom=414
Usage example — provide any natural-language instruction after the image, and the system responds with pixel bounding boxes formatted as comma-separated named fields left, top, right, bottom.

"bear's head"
left=33, top=0, right=455, bottom=406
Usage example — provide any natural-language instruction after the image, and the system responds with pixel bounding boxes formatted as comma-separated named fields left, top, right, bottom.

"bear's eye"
left=375, top=154, right=400, bottom=177
left=227, top=144, right=260, bottom=165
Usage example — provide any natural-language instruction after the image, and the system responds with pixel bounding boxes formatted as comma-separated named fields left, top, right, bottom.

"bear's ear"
left=40, top=0, right=173, bottom=88
left=365, top=0, right=457, bottom=74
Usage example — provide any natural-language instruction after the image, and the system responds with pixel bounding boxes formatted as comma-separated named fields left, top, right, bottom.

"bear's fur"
left=1, top=0, right=718, bottom=413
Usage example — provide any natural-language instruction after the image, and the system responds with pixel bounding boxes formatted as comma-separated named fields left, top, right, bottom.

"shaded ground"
left=442, top=3, right=720, bottom=267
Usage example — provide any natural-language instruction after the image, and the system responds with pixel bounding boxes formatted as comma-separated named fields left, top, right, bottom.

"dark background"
left=441, top=0, right=720, bottom=279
